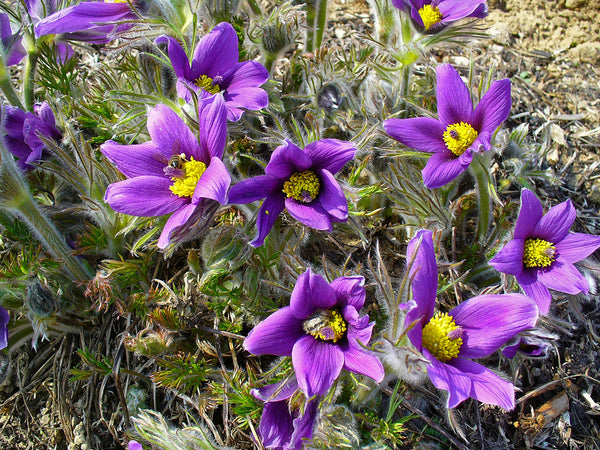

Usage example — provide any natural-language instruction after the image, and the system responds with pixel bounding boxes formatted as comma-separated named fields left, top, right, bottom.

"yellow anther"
left=282, top=170, right=320, bottom=203
left=422, top=312, right=463, bottom=363
left=195, top=75, right=221, bottom=94
left=523, top=238, right=556, bottom=268
left=418, top=4, right=443, bottom=30
left=169, top=157, right=207, bottom=198
left=443, top=122, right=478, bottom=156
left=303, top=309, right=347, bottom=343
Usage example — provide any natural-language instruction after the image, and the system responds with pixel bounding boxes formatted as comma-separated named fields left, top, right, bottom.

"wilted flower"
left=384, top=64, right=511, bottom=188
left=401, top=230, right=538, bottom=409
left=392, top=0, right=488, bottom=31
left=244, top=269, right=384, bottom=397
left=101, top=96, right=230, bottom=249
left=0, top=13, right=26, bottom=66
left=489, top=188, right=600, bottom=314
left=228, top=139, right=356, bottom=247
left=1, top=102, right=62, bottom=170
left=156, top=22, right=269, bottom=122
left=0, top=306, right=8, bottom=350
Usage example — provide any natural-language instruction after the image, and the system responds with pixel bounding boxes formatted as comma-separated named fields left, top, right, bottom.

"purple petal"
left=286, top=198, right=333, bottom=231
left=289, top=399, right=319, bottom=449
left=155, top=35, right=190, bottom=79
left=316, top=169, right=348, bottom=222
left=438, top=0, right=489, bottom=22
left=0, top=306, right=9, bottom=350
left=303, top=139, right=357, bottom=174
left=192, top=157, right=230, bottom=204
left=384, top=117, right=447, bottom=153
left=104, top=177, right=187, bottom=217
left=224, top=60, right=269, bottom=90
left=292, top=336, right=344, bottom=397
left=253, top=378, right=298, bottom=402
left=514, top=189, right=543, bottom=240
left=537, top=261, right=588, bottom=295
left=265, top=141, right=312, bottom=179
left=128, top=441, right=143, bottom=450
left=157, top=203, right=197, bottom=249
left=54, top=41, right=74, bottom=64
left=190, top=22, right=238, bottom=81
left=290, top=268, right=337, bottom=319
left=250, top=194, right=285, bottom=248
left=329, top=276, right=365, bottom=310
left=517, top=270, right=552, bottom=314
left=555, top=233, right=600, bottom=263
left=406, top=230, right=437, bottom=324
left=223, top=87, right=269, bottom=119
left=227, top=175, right=282, bottom=204
left=101, top=141, right=166, bottom=178
left=532, top=199, right=576, bottom=243
left=421, top=150, right=472, bottom=189
left=436, top=64, right=474, bottom=126
left=199, top=94, right=228, bottom=159
left=342, top=342, right=384, bottom=382
left=244, top=306, right=304, bottom=356
left=426, top=353, right=471, bottom=408
left=489, top=239, right=525, bottom=276
left=176, top=78, right=198, bottom=103
left=451, top=294, right=539, bottom=359
left=258, top=400, right=294, bottom=448
left=473, top=79, right=512, bottom=135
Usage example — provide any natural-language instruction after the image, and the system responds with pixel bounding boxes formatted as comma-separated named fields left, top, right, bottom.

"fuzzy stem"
left=314, top=0, right=328, bottom=50
left=246, top=0, right=262, bottom=16
left=399, top=63, right=412, bottom=118
left=305, top=0, right=317, bottom=52
left=23, top=48, right=38, bottom=111
left=0, top=61, right=24, bottom=109
left=470, top=152, right=493, bottom=243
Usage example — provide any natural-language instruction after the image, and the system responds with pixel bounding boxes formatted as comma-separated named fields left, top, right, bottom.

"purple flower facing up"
left=401, top=230, right=539, bottom=409
left=0, top=306, right=8, bottom=350
left=2, top=102, right=62, bottom=170
left=156, top=22, right=269, bottom=122
left=0, top=13, right=26, bottom=66
left=101, top=96, right=230, bottom=249
left=489, top=189, right=600, bottom=314
left=244, top=269, right=385, bottom=397
left=392, top=0, right=488, bottom=31
left=384, top=64, right=511, bottom=189
left=228, top=139, right=356, bottom=247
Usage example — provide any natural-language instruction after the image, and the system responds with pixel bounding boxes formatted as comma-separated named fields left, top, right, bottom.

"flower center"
left=418, top=4, right=443, bottom=30
left=195, top=75, right=221, bottom=94
left=523, top=238, right=556, bottom=268
left=443, top=122, right=478, bottom=156
left=421, top=312, right=463, bottom=363
left=169, top=156, right=207, bottom=198
left=302, top=309, right=347, bottom=343
left=282, top=170, right=320, bottom=203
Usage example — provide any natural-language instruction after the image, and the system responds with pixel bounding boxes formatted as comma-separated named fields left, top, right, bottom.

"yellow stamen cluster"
left=523, top=238, right=556, bottom=268
left=282, top=170, right=320, bottom=203
left=418, top=4, right=443, bottom=30
left=169, top=157, right=207, bottom=198
left=422, top=312, right=463, bottom=363
left=303, top=309, right=347, bottom=343
left=195, top=75, right=221, bottom=94
left=443, top=122, right=479, bottom=156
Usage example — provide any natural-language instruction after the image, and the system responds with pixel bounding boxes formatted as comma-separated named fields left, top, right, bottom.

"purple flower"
left=1, top=102, right=62, bottom=170
left=0, top=306, right=8, bottom=350
left=502, top=330, right=556, bottom=359
left=384, top=64, right=511, bottom=188
left=101, top=96, right=230, bottom=249
left=489, top=188, right=600, bottom=314
left=252, top=378, right=319, bottom=449
left=156, top=22, right=269, bottom=122
left=401, top=230, right=539, bottom=409
left=228, top=139, right=356, bottom=247
left=244, top=269, right=384, bottom=397
left=392, top=0, right=488, bottom=31
left=0, top=13, right=26, bottom=66
left=128, top=441, right=142, bottom=450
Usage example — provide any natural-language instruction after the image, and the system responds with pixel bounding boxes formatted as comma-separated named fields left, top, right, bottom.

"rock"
left=565, top=0, right=586, bottom=8
left=569, top=42, right=600, bottom=65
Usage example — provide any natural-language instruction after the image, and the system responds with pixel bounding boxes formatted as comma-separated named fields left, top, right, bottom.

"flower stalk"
left=0, top=60, right=23, bottom=109
left=470, top=151, right=493, bottom=243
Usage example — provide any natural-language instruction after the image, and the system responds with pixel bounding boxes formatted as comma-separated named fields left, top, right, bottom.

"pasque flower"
left=401, top=230, right=538, bottom=409
left=228, top=139, right=356, bottom=247
left=244, top=269, right=384, bottom=397
left=0, top=13, right=26, bottom=66
left=156, top=22, right=269, bottom=122
left=102, top=96, right=230, bottom=249
left=0, top=306, right=8, bottom=350
left=392, top=0, right=488, bottom=31
left=384, top=64, right=511, bottom=188
left=489, top=188, right=600, bottom=314
left=1, top=102, right=62, bottom=170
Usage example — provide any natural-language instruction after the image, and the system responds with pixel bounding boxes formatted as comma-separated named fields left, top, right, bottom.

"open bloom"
left=401, top=230, right=538, bottom=409
left=0, top=306, right=8, bottom=350
left=392, top=0, right=488, bottom=31
left=384, top=64, right=511, bottom=188
left=102, top=96, right=230, bottom=249
left=128, top=441, right=142, bottom=450
left=156, top=22, right=269, bottom=122
left=489, top=189, right=600, bottom=314
left=1, top=102, right=62, bottom=170
left=244, top=269, right=384, bottom=397
left=228, top=139, right=356, bottom=247
left=0, top=13, right=26, bottom=66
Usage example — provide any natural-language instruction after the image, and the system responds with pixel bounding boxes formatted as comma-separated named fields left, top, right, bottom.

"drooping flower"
left=489, top=188, right=600, bottom=314
left=228, top=139, right=356, bottom=247
left=244, top=269, right=384, bottom=397
left=384, top=64, right=511, bottom=188
left=101, top=95, right=230, bottom=249
left=392, top=0, right=488, bottom=31
left=156, top=22, right=269, bottom=122
left=0, top=13, right=26, bottom=66
left=1, top=102, right=62, bottom=170
left=501, top=329, right=557, bottom=359
left=252, top=377, right=319, bottom=449
left=401, top=230, right=539, bottom=409
left=0, top=306, right=8, bottom=350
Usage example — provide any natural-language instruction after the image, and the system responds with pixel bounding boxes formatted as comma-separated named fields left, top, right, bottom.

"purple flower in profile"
left=244, top=269, right=384, bottom=397
left=1, top=102, right=62, bottom=170
left=101, top=96, right=230, bottom=249
left=489, top=189, right=600, bottom=314
left=228, top=139, right=356, bottom=247
left=401, top=230, right=539, bottom=409
left=392, top=0, right=488, bottom=31
left=252, top=378, right=319, bottom=449
left=128, top=441, right=142, bottom=450
left=156, top=22, right=269, bottom=122
left=502, top=329, right=556, bottom=359
left=384, top=64, right=511, bottom=188
left=0, top=13, right=26, bottom=66
left=0, top=306, right=8, bottom=350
